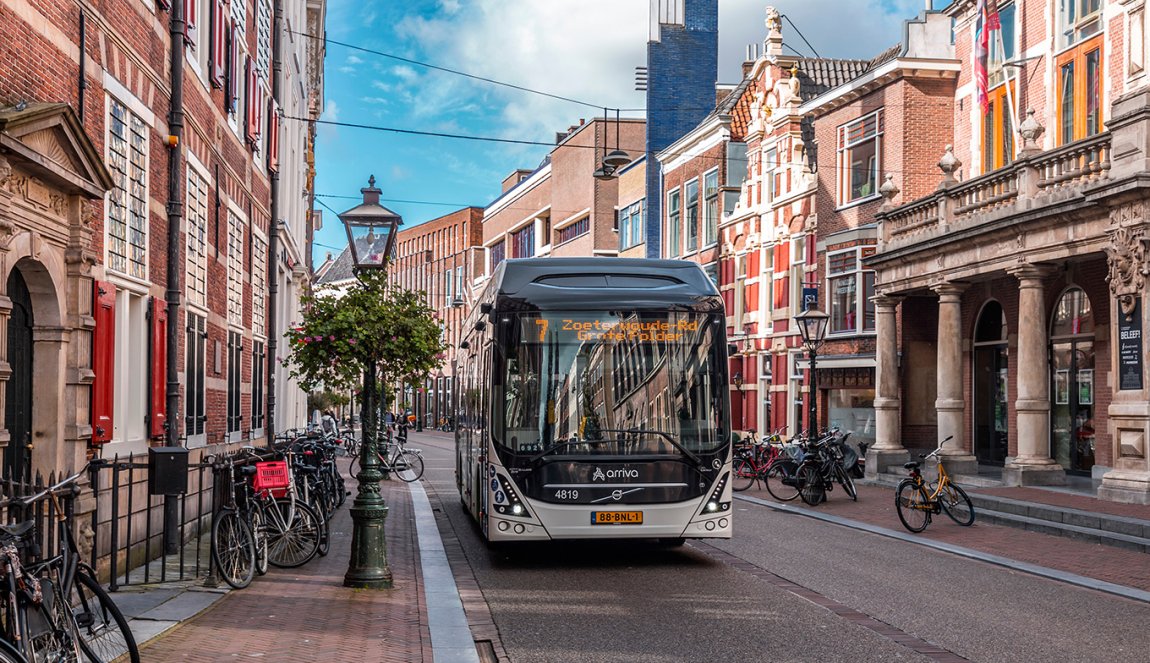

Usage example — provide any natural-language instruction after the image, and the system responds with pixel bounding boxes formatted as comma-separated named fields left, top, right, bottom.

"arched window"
left=1051, top=287, right=1093, bottom=337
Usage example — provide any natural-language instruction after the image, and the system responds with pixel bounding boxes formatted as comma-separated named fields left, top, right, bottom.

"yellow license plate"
left=591, top=511, right=643, bottom=525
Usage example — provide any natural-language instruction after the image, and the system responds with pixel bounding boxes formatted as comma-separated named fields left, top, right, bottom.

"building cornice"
left=798, top=58, right=961, bottom=119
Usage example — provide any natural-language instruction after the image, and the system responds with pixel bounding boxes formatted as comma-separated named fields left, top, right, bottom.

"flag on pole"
left=975, top=0, right=1002, bottom=115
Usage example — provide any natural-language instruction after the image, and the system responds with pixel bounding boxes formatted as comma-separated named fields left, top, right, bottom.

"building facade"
left=868, top=0, right=1150, bottom=503
left=0, top=0, right=322, bottom=485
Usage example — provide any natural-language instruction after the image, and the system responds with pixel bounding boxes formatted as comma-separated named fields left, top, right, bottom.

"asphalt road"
left=411, top=432, right=1150, bottom=663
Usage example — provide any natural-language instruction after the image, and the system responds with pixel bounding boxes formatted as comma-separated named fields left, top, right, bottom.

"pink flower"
left=329, top=335, right=335, bottom=341
left=349, top=338, right=358, bottom=345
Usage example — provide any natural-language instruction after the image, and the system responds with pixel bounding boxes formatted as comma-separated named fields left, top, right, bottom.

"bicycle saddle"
left=239, top=465, right=258, bottom=476
left=0, top=520, right=35, bottom=539
left=903, top=461, right=920, bottom=470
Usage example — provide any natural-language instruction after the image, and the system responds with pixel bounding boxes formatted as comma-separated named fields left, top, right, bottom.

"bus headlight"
left=707, top=501, right=719, bottom=512
left=512, top=504, right=523, bottom=515
left=700, top=472, right=731, bottom=515
left=494, top=474, right=532, bottom=519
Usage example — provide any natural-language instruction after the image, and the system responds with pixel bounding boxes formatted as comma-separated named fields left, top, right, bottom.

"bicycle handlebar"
left=920, top=435, right=955, bottom=460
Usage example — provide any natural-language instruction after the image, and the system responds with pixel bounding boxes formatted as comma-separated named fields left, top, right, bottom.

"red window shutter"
left=210, top=0, right=226, bottom=88
left=245, top=57, right=257, bottom=145
left=91, top=282, right=116, bottom=444
left=267, top=98, right=279, bottom=172
left=184, top=0, right=197, bottom=44
left=148, top=297, right=168, bottom=439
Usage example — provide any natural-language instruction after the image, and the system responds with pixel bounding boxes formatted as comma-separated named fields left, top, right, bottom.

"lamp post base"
left=343, top=494, right=394, bottom=589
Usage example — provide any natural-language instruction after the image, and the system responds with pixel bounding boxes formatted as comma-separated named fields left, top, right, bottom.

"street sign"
left=802, top=287, right=819, bottom=311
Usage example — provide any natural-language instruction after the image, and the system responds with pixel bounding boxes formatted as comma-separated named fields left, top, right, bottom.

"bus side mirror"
left=727, top=343, right=739, bottom=356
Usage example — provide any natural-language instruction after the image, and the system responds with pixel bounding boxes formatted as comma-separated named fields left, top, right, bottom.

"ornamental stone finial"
left=1018, top=108, right=1045, bottom=157
left=878, top=174, right=899, bottom=210
left=938, top=144, right=962, bottom=190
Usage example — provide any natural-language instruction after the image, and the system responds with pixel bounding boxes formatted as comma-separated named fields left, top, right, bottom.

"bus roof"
left=481, top=257, right=722, bottom=310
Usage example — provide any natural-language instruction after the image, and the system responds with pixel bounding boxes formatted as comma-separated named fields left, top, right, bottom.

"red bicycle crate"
left=253, top=461, right=290, bottom=498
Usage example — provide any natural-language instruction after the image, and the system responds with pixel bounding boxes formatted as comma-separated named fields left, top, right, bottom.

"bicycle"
left=349, top=433, right=425, bottom=482
left=895, top=436, right=976, bottom=533
left=795, top=429, right=858, bottom=506
left=2, top=468, right=140, bottom=662
left=732, top=429, right=788, bottom=492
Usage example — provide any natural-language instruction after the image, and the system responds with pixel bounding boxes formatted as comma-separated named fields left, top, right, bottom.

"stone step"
left=974, top=509, right=1150, bottom=553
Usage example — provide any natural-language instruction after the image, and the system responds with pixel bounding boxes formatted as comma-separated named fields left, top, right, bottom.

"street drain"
left=474, top=639, right=498, bottom=662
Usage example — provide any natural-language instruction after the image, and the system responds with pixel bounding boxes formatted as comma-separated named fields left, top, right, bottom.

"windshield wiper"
left=527, top=438, right=614, bottom=464
left=595, top=428, right=703, bottom=467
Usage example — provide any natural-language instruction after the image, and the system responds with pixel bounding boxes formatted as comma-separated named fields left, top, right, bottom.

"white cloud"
left=346, top=54, right=364, bottom=65
left=371, top=80, right=392, bottom=92
left=391, top=0, right=923, bottom=153
left=324, top=99, right=340, bottom=121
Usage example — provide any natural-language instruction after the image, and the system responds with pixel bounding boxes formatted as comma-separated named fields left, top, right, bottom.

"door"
left=1050, top=288, right=1095, bottom=475
left=973, top=302, right=1008, bottom=465
left=4, top=269, right=33, bottom=482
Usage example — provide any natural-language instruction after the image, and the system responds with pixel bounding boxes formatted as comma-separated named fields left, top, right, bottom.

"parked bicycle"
left=349, top=432, right=425, bottom=482
left=895, top=436, right=976, bottom=533
left=0, top=468, right=140, bottom=662
left=795, top=428, right=858, bottom=506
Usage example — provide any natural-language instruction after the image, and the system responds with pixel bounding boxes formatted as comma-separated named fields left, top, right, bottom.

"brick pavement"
left=140, top=470, right=432, bottom=662
left=975, top=485, right=1150, bottom=520
left=738, top=481, right=1150, bottom=593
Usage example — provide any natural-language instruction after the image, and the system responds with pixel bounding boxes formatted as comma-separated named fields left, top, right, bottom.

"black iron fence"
left=0, top=471, right=80, bottom=565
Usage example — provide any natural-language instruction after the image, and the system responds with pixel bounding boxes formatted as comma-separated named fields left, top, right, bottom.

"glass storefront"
left=827, top=388, right=875, bottom=447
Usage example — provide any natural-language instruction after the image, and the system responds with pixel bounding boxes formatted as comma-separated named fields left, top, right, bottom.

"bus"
left=454, top=258, right=734, bottom=544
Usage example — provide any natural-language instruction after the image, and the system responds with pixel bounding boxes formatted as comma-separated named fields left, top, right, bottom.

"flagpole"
left=996, top=26, right=1020, bottom=159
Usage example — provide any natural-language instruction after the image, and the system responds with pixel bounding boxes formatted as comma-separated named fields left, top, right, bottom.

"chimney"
left=361, top=174, right=381, bottom=205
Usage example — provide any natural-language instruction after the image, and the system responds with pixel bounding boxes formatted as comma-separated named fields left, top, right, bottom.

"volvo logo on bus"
left=592, top=467, right=639, bottom=481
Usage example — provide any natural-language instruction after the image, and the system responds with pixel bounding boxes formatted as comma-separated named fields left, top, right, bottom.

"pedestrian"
left=321, top=410, right=339, bottom=437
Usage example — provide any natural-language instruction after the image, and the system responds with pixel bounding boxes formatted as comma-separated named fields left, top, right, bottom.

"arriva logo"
left=592, top=467, right=639, bottom=481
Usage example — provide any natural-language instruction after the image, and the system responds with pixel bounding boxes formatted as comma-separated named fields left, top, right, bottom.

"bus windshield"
left=496, top=310, right=725, bottom=457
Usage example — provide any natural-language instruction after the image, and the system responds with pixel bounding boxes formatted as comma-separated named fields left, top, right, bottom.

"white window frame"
left=684, top=178, right=699, bottom=254
left=619, top=198, right=644, bottom=251
left=825, top=246, right=877, bottom=336
left=108, top=281, right=149, bottom=453
left=251, top=227, right=267, bottom=338
left=835, top=109, right=884, bottom=208
left=184, top=0, right=211, bottom=84
left=227, top=204, right=246, bottom=328
left=761, top=244, right=774, bottom=334
left=666, top=187, right=681, bottom=257
left=703, top=168, right=719, bottom=248
left=763, top=146, right=778, bottom=203
left=788, top=234, right=807, bottom=316
left=104, top=92, right=151, bottom=284
left=186, top=156, right=210, bottom=310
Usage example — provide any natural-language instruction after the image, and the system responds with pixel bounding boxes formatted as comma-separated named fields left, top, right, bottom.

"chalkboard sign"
left=1118, top=299, right=1143, bottom=391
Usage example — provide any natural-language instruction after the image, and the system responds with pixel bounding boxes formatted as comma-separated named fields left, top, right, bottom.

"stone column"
left=1004, top=264, right=1066, bottom=485
left=933, top=283, right=978, bottom=474
left=867, top=294, right=908, bottom=477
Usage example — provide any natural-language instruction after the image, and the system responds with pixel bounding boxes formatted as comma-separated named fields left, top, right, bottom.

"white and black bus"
left=454, top=258, right=734, bottom=544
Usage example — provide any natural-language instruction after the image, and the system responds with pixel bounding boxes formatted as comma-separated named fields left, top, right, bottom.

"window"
left=763, top=147, right=778, bottom=202
left=490, top=240, right=506, bottom=271
left=1132, top=9, right=1146, bottom=78
left=836, top=110, right=883, bottom=206
left=619, top=199, right=644, bottom=250
left=512, top=223, right=535, bottom=258
left=444, top=268, right=453, bottom=306
left=456, top=266, right=464, bottom=298
left=227, top=210, right=245, bottom=327
left=983, top=84, right=1015, bottom=172
left=112, top=289, right=148, bottom=447
left=186, top=168, right=209, bottom=308
left=227, top=330, right=242, bottom=436
left=557, top=217, right=590, bottom=244
left=255, top=0, right=271, bottom=76
left=539, top=214, right=551, bottom=247
left=252, top=339, right=265, bottom=431
left=703, top=262, right=718, bottom=287
left=185, top=312, right=206, bottom=443
left=987, top=2, right=1017, bottom=89
left=251, top=230, right=267, bottom=337
left=107, top=97, right=149, bottom=280
left=1057, top=36, right=1103, bottom=145
left=685, top=179, right=699, bottom=252
left=667, top=188, right=681, bottom=257
left=827, top=247, right=877, bottom=334
left=703, top=169, right=719, bottom=247
left=789, top=235, right=806, bottom=314
left=1059, top=0, right=1101, bottom=49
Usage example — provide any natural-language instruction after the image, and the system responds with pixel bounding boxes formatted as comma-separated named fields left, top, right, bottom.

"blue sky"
left=312, top=0, right=930, bottom=266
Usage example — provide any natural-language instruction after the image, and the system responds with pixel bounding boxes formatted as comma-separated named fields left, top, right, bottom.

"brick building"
left=0, top=0, right=324, bottom=484
left=868, top=0, right=1150, bottom=503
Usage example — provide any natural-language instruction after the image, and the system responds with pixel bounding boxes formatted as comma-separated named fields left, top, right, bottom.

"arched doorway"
left=973, top=301, right=1008, bottom=465
left=4, top=268, right=33, bottom=482
left=1050, top=287, right=1095, bottom=474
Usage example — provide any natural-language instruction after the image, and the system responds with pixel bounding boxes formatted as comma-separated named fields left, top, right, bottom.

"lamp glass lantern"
left=793, top=307, right=830, bottom=350
left=340, top=176, right=403, bottom=270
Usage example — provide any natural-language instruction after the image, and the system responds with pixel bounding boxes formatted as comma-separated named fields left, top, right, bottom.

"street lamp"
left=341, top=175, right=402, bottom=590
left=793, top=307, right=830, bottom=438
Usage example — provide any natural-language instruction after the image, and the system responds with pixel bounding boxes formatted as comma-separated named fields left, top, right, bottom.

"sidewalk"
left=118, top=462, right=479, bottom=662
left=736, top=480, right=1150, bottom=595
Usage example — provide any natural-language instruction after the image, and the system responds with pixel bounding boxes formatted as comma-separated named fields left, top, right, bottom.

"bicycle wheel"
left=763, top=460, right=801, bottom=502
left=797, top=464, right=825, bottom=506
left=731, top=458, right=757, bottom=492
left=211, top=509, right=256, bottom=589
left=393, top=451, right=424, bottom=482
left=895, top=480, right=932, bottom=533
left=24, top=574, right=82, bottom=662
left=0, top=638, right=25, bottom=663
left=835, top=465, right=858, bottom=501
left=70, top=569, right=140, bottom=663
left=250, top=509, right=269, bottom=577
left=937, top=482, right=975, bottom=526
left=264, top=499, right=321, bottom=568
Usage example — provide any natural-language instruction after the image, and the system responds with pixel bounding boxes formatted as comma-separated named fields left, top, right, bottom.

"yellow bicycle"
left=895, top=436, right=976, bottom=532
